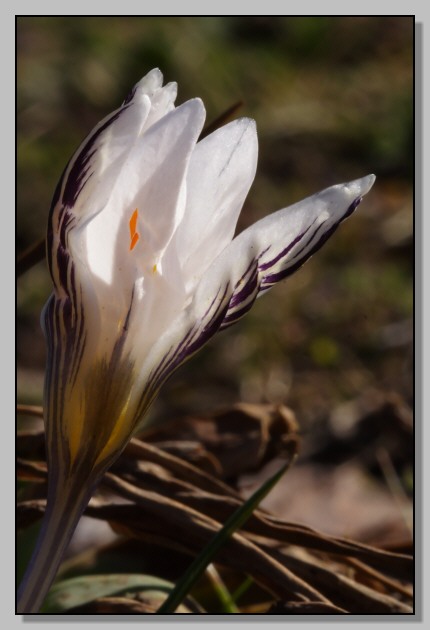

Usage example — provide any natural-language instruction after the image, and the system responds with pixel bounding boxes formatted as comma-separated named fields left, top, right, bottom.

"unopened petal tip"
left=351, top=173, right=376, bottom=196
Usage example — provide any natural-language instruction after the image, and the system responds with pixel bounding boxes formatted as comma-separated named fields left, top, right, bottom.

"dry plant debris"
left=17, top=403, right=413, bottom=614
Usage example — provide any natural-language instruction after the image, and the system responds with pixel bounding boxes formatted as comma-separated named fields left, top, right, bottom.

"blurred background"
left=17, top=16, right=413, bottom=542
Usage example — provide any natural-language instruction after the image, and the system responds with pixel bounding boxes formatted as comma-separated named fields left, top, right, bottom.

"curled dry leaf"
left=141, top=402, right=300, bottom=479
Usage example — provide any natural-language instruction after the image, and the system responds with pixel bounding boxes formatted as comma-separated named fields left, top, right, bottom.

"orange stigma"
left=129, top=208, right=140, bottom=251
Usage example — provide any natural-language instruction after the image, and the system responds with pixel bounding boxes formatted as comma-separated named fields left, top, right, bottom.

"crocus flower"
left=17, top=68, right=375, bottom=613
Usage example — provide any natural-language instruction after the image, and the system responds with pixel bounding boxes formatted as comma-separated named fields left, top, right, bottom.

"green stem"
left=17, top=478, right=92, bottom=614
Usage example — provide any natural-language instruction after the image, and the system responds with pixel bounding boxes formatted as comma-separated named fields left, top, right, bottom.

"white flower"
left=43, top=67, right=375, bottom=472
left=18, top=68, right=375, bottom=612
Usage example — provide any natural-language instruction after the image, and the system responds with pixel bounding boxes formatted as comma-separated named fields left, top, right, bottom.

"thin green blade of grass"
left=205, top=564, right=240, bottom=614
left=231, top=575, right=254, bottom=605
left=156, top=456, right=295, bottom=614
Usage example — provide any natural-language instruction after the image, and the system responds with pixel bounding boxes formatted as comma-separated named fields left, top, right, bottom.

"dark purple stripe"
left=258, top=245, right=271, bottom=260
left=46, top=158, right=76, bottom=277
left=174, top=301, right=229, bottom=367
left=260, top=197, right=362, bottom=290
left=62, top=108, right=126, bottom=208
left=110, top=328, right=128, bottom=367
left=45, top=298, right=63, bottom=462
left=221, top=261, right=259, bottom=329
left=42, top=297, right=56, bottom=396
left=260, top=233, right=327, bottom=287
left=49, top=168, right=65, bottom=214
left=283, top=218, right=328, bottom=268
left=148, top=290, right=226, bottom=391
left=59, top=300, right=76, bottom=406
left=46, top=225, right=54, bottom=279
left=69, top=287, right=87, bottom=390
left=259, top=224, right=313, bottom=272
left=59, top=213, right=68, bottom=250
left=56, top=246, right=70, bottom=293
left=344, top=196, right=362, bottom=218
left=59, top=209, right=75, bottom=249
left=151, top=284, right=230, bottom=388
left=192, top=284, right=230, bottom=349
left=150, top=284, right=231, bottom=394
left=69, top=262, right=78, bottom=314
left=70, top=330, right=87, bottom=391
left=148, top=324, right=197, bottom=391
left=123, top=285, right=136, bottom=333
left=221, top=296, right=256, bottom=328
left=47, top=278, right=85, bottom=432
left=229, top=260, right=258, bottom=309
left=147, top=345, right=175, bottom=390
left=123, top=85, right=137, bottom=106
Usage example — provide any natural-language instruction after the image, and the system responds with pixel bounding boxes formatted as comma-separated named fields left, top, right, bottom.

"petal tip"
left=349, top=173, right=376, bottom=197
left=360, top=173, right=376, bottom=194
left=134, top=68, right=164, bottom=96
left=181, top=97, right=206, bottom=121
left=146, top=67, right=164, bottom=83
left=239, top=116, right=256, bottom=128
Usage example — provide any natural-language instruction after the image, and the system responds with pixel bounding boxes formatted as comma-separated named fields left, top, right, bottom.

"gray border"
left=10, top=6, right=423, bottom=629
left=20, top=613, right=418, bottom=622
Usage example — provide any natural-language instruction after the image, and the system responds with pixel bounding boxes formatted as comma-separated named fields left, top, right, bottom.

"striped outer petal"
left=46, top=69, right=178, bottom=294
left=41, top=291, right=140, bottom=477
left=221, top=174, right=376, bottom=327
left=135, top=175, right=375, bottom=413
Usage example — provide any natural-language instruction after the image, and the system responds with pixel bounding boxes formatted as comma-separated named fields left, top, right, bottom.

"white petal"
left=143, top=82, right=178, bottom=129
left=137, top=175, right=375, bottom=398
left=128, top=68, right=164, bottom=99
left=48, top=70, right=177, bottom=265
left=79, top=99, right=206, bottom=290
left=176, top=118, right=258, bottom=289
left=126, top=70, right=178, bottom=131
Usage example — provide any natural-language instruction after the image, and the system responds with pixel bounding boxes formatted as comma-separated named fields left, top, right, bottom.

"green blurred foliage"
left=17, top=16, right=413, bottom=433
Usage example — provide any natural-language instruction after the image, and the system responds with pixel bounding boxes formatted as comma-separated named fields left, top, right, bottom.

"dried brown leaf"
left=111, top=445, right=412, bottom=582
left=141, top=403, right=299, bottom=479
left=16, top=402, right=413, bottom=614
left=267, top=547, right=412, bottom=614
left=93, top=473, right=330, bottom=604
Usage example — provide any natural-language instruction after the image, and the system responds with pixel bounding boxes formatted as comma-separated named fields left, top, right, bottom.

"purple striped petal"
left=137, top=175, right=375, bottom=402
left=220, top=177, right=375, bottom=326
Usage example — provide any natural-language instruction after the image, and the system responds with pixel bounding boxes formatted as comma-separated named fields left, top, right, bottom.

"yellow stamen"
left=129, top=209, right=140, bottom=251
left=152, top=264, right=157, bottom=274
